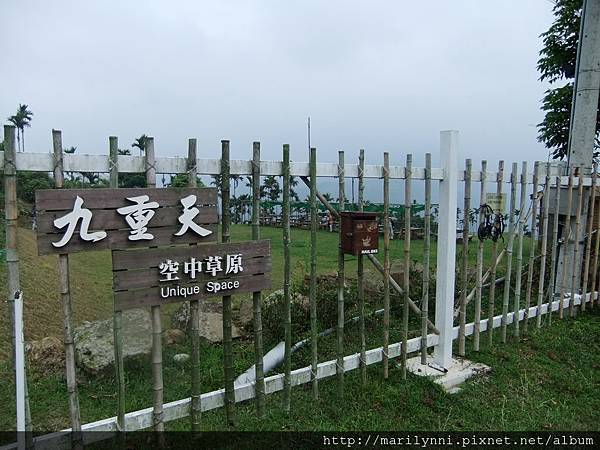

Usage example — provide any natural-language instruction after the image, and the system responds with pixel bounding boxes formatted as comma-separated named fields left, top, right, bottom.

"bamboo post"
left=52, top=129, right=83, bottom=449
left=282, top=144, right=292, bottom=411
left=221, top=140, right=236, bottom=427
left=570, top=169, right=585, bottom=317
left=458, top=159, right=471, bottom=355
left=4, top=125, right=18, bottom=396
left=5, top=126, right=33, bottom=449
left=382, top=152, right=390, bottom=379
left=548, top=174, right=562, bottom=324
left=401, top=154, right=412, bottom=379
left=513, top=161, right=527, bottom=337
left=536, top=163, right=552, bottom=327
left=473, top=160, right=487, bottom=351
left=336, top=150, right=345, bottom=395
left=501, top=163, right=518, bottom=343
left=559, top=173, right=574, bottom=319
left=109, top=136, right=126, bottom=432
left=357, top=149, right=367, bottom=385
left=144, top=137, right=164, bottom=436
left=524, top=162, right=540, bottom=333
left=187, top=138, right=203, bottom=431
left=146, top=137, right=156, bottom=187
left=488, top=160, right=504, bottom=347
left=309, top=147, right=319, bottom=399
left=187, top=138, right=198, bottom=190
left=251, top=142, right=265, bottom=416
left=583, top=164, right=598, bottom=309
left=421, top=153, right=432, bottom=362
left=591, top=171, right=600, bottom=308
left=109, top=136, right=119, bottom=188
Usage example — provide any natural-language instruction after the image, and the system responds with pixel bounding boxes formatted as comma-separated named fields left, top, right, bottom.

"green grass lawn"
left=0, top=306, right=599, bottom=434
left=2, top=223, right=593, bottom=436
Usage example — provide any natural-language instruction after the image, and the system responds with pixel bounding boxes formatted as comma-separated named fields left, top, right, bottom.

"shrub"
left=17, top=171, right=53, bottom=203
left=261, top=289, right=310, bottom=344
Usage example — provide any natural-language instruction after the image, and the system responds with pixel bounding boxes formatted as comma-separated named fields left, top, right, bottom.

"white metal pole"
left=13, top=290, right=25, bottom=448
left=433, top=131, right=459, bottom=369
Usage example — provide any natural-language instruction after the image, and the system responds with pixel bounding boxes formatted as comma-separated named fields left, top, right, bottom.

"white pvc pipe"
left=235, top=308, right=386, bottom=386
left=235, top=342, right=285, bottom=386
left=13, top=290, right=25, bottom=449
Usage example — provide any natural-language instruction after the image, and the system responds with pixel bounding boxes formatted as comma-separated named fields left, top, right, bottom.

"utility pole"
left=567, top=0, right=600, bottom=173
left=558, top=0, right=600, bottom=296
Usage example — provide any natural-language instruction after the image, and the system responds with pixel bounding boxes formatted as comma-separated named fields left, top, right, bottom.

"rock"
left=238, top=297, right=254, bottom=327
left=363, top=269, right=384, bottom=298
left=173, top=300, right=241, bottom=343
left=73, top=308, right=152, bottom=374
left=173, top=353, right=190, bottom=364
left=164, top=328, right=186, bottom=345
left=304, top=272, right=339, bottom=291
left=26, top=336, right=64, bottom=376
left=171, top=300, right=192, bottom=332
left=199, top=310, right=241, bottom=343
left=235, top=293, right=309, bottom=329
left=263, top=289, right=284, bottom=306
left=390, top=260, right=407, bottom=285
left=292, top=292, right=310, bottom=311
left=390, top=260, right=424, bottom=285
left=262, top=290, right=308, bottom=310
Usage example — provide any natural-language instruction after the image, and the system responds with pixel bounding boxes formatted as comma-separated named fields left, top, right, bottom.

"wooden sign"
left=485, top=192, right=506, bottom=213
left=35, top=188, right=218, bottom=255
left=112, top=240, right=271, bottom=310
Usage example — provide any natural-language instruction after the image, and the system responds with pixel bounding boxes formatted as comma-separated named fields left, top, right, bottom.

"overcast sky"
left=1, top=0, right=556, bottom=173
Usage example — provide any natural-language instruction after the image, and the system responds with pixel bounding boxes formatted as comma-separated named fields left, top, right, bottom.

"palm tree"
left=7, top=104, right=33, bottom=152
left=132, top=134, right=148, bottom=156
left=17, top=105, right=33, bottom=152
left=261, top=175, right=281, bottom=201
left=236, top=193, right=251, bottom=223
left=289, top=175, right=300, bottom=201
left=81, top=172, right=100, bottom=186
left=231, top=174, right=243, bottom=199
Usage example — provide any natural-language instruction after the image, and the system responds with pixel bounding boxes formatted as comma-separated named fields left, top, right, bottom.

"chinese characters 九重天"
left=52, top=194, right=212, bottom=248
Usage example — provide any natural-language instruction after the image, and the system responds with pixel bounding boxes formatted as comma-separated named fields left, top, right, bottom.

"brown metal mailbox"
left=340, top=211, right=380, bottom=256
